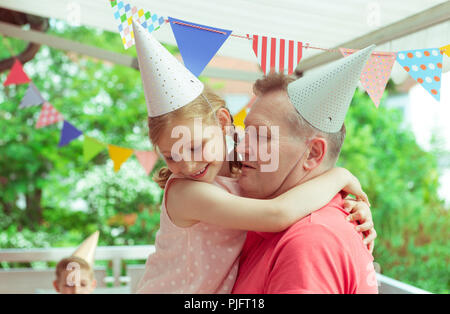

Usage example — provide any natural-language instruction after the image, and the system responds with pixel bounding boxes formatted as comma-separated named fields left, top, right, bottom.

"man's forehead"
left=244, top=92, right=292, bottom=128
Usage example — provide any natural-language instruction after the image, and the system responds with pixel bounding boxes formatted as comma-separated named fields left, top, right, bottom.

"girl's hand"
left=336, top=168, right=370, bottom=207
left=343, top=198, right=377, bottom=253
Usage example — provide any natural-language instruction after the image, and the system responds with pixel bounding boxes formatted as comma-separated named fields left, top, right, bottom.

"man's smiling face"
left=236, top=89, right=308, bottom=199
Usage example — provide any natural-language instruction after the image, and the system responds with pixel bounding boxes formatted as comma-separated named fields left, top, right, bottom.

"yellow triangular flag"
left=108, top=144, right=134, bottom=172
left=72, top=231, right=99, bottom=268
left=441, top=44, right=450, bottom=57
left=233, top=107, right=247, bottom=129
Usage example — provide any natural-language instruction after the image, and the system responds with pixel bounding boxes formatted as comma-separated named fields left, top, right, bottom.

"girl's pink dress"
left=136, top=174, right=247, bottom=294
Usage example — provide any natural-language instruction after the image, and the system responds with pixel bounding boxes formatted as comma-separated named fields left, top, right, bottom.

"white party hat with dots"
left=71, top=231, right=99, bottom=267
left=287, top=45, right=375, bottom=133
left=132, top=20, right=204, bottom=117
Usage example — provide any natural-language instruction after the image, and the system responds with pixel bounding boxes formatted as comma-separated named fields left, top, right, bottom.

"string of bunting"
left=109, top=0, right=449, bottom=106
left=2, top=54, right=158, bottom=175
left=1, top=1, right=448, bottom=177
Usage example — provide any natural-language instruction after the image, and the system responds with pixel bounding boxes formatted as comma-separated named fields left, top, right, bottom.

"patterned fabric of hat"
left=287, top=45, right=375, bottom=133
left=132, top=20, right=204, bottom=117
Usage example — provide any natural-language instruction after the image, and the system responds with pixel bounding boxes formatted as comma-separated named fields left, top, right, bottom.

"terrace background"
left=0, top=21, right=449, bottom=293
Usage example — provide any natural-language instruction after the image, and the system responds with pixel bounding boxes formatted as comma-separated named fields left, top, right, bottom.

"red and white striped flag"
left=248, top=35, right=303, bottom=75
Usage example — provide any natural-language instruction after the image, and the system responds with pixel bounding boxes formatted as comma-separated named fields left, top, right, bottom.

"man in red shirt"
left=232, top=46, right=378, bottom=294
left=232, top=192, right=378, bottom=293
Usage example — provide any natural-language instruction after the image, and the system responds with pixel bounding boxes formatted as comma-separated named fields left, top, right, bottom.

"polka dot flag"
left=396, top=48, right=444, bottom=101
left=109, top=0, right=165, bottom=50
left=35, top=102, right=64, bottom=129
left=340, top=48, right=396, bottom=107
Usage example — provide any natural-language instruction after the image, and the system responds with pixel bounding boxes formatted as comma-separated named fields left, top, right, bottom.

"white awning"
left=1, top=0, right=449, bottom=82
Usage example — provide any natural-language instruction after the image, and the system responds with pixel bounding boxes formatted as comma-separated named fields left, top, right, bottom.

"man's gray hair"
left=287, top=102, right=346, bottom=166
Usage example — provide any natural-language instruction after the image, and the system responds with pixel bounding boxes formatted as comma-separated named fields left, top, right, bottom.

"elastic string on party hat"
left=267, top=135, right=316, bottom=199
left=201, top=93, right=241, bottom=169
left=201, top=93, right=220, bottom=125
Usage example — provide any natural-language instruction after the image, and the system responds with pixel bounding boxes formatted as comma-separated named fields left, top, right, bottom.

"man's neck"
left=268, top=164, right=328, bottom=199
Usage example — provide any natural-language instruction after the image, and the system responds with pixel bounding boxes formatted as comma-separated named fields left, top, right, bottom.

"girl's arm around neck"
left=166, top=168, right=360, bottom=232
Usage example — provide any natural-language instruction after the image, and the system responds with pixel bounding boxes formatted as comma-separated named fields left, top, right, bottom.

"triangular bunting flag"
left=169, top=17, right=232, bottom=77
left=108, top=144, right=133, bottom=172
left=232, top=96, right=256, bottom=129
left=3, top=59, right=31, bottom=86
left=19, top=82, right=46, bottom=108
left=233, top=106, right=248, bottom=129
left=396, top=48, right=443, bottom=101
left=440, top=44, right=450, bottom=57
left=58, top=121, right=83, bottom=147
left=109, top=0, right=165, bottom=49
left=134, top=150, right=158, bottom=175
left=35, top=102, right=64, bottom=129
left=248, top=35, right=302, bottom=75
left=340, top=48, right=396, bottom=107
left=83, top=136, right=106, bottom=162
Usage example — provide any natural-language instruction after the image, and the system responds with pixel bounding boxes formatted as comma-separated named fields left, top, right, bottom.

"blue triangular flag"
left=58, top=120, right=83, bottom=147
left=19, top=82, right=46, bottom=108
left=169, top=17, right=232, bottom=77
left=396, top=48, right=443, bottom=101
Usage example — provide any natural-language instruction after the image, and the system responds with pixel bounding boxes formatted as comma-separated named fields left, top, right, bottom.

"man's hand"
left=343, top=198, right=377, bottom=254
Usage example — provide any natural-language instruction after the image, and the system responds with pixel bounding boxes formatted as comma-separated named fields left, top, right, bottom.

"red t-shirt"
left=232, top=193, right=378, bottom=294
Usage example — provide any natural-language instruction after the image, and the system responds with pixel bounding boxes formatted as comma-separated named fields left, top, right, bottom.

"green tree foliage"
left=339, top=90, right=449, bottom=293
left=0, top=23, right=166, bottom=249
left=0, top=23, right=448, bottom=293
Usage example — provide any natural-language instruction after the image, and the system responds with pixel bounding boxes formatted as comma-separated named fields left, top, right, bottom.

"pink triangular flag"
left=340, top=48, right=396, bottom=107
left=3, top=59, right=31, bottom=86
left=135, top=150, right=158, bottom=175
left=35, top=102, right=64, bottom=129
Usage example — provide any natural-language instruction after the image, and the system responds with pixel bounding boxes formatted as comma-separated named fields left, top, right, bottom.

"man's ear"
left=216, top=108, right=232, bottom=130
left=303, top=137, right=327, bottom=171
left=53, top=280, right=60, bottom=293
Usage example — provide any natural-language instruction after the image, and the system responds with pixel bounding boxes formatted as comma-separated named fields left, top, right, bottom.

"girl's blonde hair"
left=148, top=87, right=241, bottom=189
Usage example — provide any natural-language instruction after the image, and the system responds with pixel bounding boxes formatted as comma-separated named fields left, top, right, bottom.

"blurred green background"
left=0, top=22, right=449, bottom=293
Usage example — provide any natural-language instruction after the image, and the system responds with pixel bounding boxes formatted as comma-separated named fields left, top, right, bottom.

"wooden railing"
left=0, top=246, right=431, bottom=294
left=0, top=245, right=154, bottom=294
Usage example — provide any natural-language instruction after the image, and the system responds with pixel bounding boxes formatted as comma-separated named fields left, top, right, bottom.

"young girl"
left=132, top=22, right=374, bottom=294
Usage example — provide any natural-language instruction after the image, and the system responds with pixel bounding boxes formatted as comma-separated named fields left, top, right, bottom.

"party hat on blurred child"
left=71, top=231, right=99, bottom=267
left=132, top=20, right=204, bottom=117
left=287, top=45, right=376, bottom=133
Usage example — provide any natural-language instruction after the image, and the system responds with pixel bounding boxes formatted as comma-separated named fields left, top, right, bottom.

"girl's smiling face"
left=157, top=109, right=232, bottom=183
